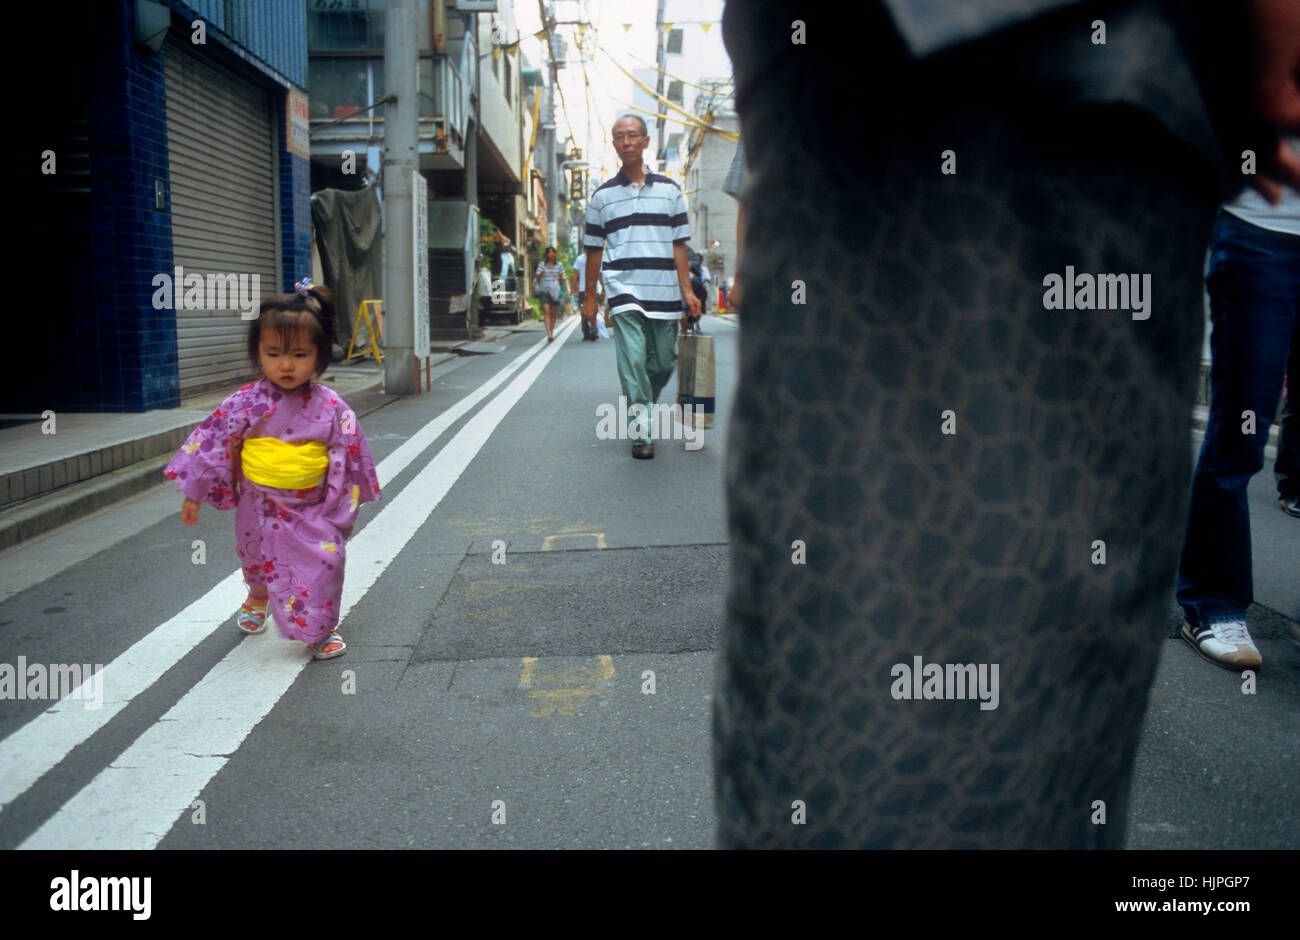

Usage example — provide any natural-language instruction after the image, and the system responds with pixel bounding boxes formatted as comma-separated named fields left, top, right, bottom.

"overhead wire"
left=621, top=47, right=734, bottom=99
left=596, top=44, right=736, bottom=138
left=609, top=98, right=738, bottom=140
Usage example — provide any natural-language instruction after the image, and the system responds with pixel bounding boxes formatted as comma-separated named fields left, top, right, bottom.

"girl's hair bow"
left=294, top=277, right=314, bottom=295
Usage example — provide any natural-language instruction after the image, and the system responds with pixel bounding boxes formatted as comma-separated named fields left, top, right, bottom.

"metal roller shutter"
left=165, top=37, right=279, bottom=395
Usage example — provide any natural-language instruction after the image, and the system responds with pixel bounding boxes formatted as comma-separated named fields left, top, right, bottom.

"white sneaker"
left=1181, top=619, right=1262, bottom=670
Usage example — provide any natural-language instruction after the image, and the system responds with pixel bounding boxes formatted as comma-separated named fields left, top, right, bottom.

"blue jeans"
left=1177, top=210, right=1300, bottom=626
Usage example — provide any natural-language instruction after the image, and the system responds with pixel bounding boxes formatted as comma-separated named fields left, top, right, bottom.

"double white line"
left=6, top=319, right=578, bottom=848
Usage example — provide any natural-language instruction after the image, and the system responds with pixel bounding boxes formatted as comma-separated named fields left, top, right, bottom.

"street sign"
left=286, top=88, right=310, bottom=158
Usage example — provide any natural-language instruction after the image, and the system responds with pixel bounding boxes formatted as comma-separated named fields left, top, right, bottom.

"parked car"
left=482, top=247, right=524, bottom=325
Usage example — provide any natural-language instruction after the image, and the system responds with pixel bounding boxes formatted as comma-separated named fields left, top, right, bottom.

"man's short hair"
left=613, top=113, right=648, bottom=137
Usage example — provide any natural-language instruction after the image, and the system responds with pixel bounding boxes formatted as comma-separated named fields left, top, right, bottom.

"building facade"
left=307, top=0, right=534, bottom=340
left=17, top=0, right=311, bottom=413
left=683, top=109, right=739, bottom=290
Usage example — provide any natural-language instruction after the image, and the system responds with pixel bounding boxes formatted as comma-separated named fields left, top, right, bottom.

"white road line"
left=376, top=335, right=549, bottom=481
left=20, top=317, right=580, bottom=848
left=0, top=332, right=551, bottom=807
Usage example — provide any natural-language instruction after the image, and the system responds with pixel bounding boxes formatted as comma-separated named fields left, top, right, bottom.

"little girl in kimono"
left=165, top=280, right=381, bottom=659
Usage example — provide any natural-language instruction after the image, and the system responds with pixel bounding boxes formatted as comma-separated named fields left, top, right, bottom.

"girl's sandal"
left=313, top=631, right=347, bottom=660
left=236, top=602, right=268, bottom=635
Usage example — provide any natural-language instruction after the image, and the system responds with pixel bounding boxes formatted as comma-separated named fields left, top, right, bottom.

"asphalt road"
left=0, top=310, right=1294, bottom=849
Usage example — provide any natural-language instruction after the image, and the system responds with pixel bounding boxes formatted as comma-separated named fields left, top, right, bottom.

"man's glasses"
left=612, top=132, right=644, bottom=143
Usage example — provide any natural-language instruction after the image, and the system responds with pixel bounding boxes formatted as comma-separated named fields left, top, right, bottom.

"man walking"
left=584, top=114, right=700, bottom=459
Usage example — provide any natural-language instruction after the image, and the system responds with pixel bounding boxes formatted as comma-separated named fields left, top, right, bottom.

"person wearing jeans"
left=1178, top=191, right=1300, bottom=670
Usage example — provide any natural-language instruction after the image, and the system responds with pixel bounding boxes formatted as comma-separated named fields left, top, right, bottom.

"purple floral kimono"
left=165, top=379, right=381, bottom=643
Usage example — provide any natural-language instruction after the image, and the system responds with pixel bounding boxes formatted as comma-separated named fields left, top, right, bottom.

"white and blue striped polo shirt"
left=584, top=169, right=691, bottom=320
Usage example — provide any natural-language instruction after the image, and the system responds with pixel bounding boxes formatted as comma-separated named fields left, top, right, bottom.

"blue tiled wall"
left=166, top=0, right=308, bottom=89
left=81, top=1, right=179, bottom=411
left=78, top=0, right=311, bottom=411
left=282, top=151, right=313, bottom=292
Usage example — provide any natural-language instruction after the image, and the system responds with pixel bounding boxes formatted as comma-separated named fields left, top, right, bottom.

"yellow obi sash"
left=240, top=438, right=328, bottom=490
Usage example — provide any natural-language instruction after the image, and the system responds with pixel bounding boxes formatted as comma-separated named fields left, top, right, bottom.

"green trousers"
left=611, top=310, right=679, bottom=445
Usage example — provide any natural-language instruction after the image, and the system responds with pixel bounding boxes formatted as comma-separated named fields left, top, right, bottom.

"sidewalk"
left=0, top=327, right=528, bottom=551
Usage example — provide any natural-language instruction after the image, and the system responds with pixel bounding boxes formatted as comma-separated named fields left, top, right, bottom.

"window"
left=308, top=0, right=432, bottom=52
left=666, top=28, right=683, bottom=55
left=368, top=0, right=387, bottom=47
left=308, top=56, right=382, bottom=118
left=418, top=58, right=437, bottom=119
left=504, top=55, right=512, bottom=105
left=308, top=56, right=438, bottom=119
left=667, top=80, right=683, bottom=104
left=307, top=0, right=368, bottom=50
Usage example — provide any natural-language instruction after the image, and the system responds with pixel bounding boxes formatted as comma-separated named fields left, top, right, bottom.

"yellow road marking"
left=527, top=688, right=604, bottom=717
left=518, top=655, right=615, bottom=716
left=541, top=532, right=608, bottom=551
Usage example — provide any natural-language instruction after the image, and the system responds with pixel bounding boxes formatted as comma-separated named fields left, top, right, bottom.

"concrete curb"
left=0, top=455, right=173, bottom=552
left=0, top=372, right=412, bottom=553
left=0, top=423, right=196, bottom=511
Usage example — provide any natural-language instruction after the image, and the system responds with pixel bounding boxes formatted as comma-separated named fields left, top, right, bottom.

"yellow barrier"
left=346, top=299, right=384, bottom=363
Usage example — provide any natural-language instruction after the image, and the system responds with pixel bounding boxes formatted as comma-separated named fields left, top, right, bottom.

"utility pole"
left=654, top=0, right=666, bottom=163
left=465, top=9, right=480, bottom=335
left=537, top=0, right=558, bottom=246
left=383, top=0, right=418, bottom=395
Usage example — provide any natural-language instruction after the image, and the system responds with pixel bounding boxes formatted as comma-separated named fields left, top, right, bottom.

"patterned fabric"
left=715, top=1, right=1221, bottom=847
left=584, top=169, right=691, bottom=320
left=165, top=379, right=381, bottom=644
left=725, top=1, right=1234, bottom=189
